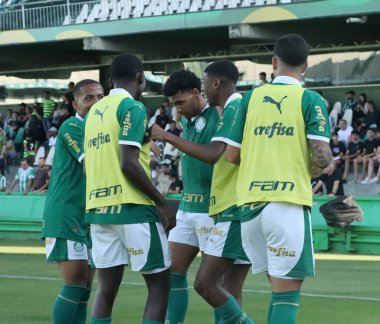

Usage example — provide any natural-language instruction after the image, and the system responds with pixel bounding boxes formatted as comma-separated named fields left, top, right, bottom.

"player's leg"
left=263, top=203, right=314, bottom=324
left=166, top=211, right=211, bottom=323
left=353, top=157, right=360, bottom=182
left=195, top=219, right=252, bottom=323
left=124, top=221, right=171, bottom=322
left=46, top=238, right=89, bottom=324
left=90, top=224, right=128, bottom=323
left=342, top=157, right=351, bottom=180
left=361, top=156, right=369, bottom=180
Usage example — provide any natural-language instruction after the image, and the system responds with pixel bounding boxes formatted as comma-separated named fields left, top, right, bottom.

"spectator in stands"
left=167, top=169, right=183, bottom=194
left=32, top=157, right=49, bottom=192
left=7, top=158, right=35, bottom=195
left=353, top=93, right=368, bottom=128
left=47, top=126, right=58, bottom=148
left=23, top=129, right=36, bottom=166
left=330, top=132, right=346, bottom=170
left=167, top=120, right=180, bottom=137
left=155, top=105, right=170, bottom=129
left=358, top=101, right=380, bottom=138
left=4, top=109, right=13, bottom=129
left=155, top=159, right=171, bottom=195
left=28, top=104, right=45, bottom=145
left=0, top=113, right=3, bottom=129
left=342, top=90, right=357, bottom=116
left=342, top=130, right=364, bottom=183
left=353, top=127, right=378, bottom=183
left=1, top=135, right=16, bottom=173
left=0, top=127, right=6, bottom=159
left=42, top=90, right=57, bottom=134
left=337, top=119, right=353, bottom=145
left=258, top=72, right=268, bottom=86
left=312, top=164, right=345, bottom=197
left=364, top=145, right=380, bottom=184
left=67, top=81, right=75, bottom=91
left=12, top=120, right=25, bottom=163
left=0, top=170, right=6, bottom=191
left=18, top=103, right=28, bottom=127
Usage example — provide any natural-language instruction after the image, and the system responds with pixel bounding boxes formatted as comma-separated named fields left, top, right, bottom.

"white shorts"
left=91, top=222, right=171, bottom=274
left=168, top=210, right=214, bottom=251
left=45, top=237, right=90, bottom=262
left=241, top=202, right=315, bottom=279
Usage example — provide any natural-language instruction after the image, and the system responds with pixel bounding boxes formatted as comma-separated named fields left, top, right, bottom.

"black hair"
left=72, top=79, right=100, bottom=99
left=44, top=90, right=51, bottom=95
left=259, top=72, right=267, bottom=77
left=204, top=59, right=240, bottom=84
left=111, top=54, right=143, bottom=83
left=331, top=132, right=339, bottom=137
left=274, top=34, right=309, bottom=67
left=351, top=130, right=359, bottom=135
left=169, top=170, right=177, bottom=178
left=163, top=70, right=201, bottom=97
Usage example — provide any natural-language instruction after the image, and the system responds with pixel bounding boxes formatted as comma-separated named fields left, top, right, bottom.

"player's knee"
left=194, top=275, right=211, bottom=298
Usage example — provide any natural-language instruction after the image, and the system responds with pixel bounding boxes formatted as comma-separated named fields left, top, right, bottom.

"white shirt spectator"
left=338, top=125, right=353, bottom=144
left=48, top=135, right=57, bottom=147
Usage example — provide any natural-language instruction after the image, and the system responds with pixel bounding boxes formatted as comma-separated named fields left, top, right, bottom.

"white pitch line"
left=1, top=274, right=379, bottom=302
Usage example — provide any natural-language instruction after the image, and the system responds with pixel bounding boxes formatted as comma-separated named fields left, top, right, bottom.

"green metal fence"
left=1, top=193, right=379, bottom=254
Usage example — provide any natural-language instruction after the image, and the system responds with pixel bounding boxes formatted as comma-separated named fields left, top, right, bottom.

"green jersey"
left=15, top=166, right=35, bottom=192
left=209, top=94, right=242, bottom=220
left=179, top=105, right=220, bottom=213
left=42, top=114, right=88, bottom=243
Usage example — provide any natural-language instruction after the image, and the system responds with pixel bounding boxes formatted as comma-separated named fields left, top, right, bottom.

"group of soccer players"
left=42, top=33, right=332, bottom=324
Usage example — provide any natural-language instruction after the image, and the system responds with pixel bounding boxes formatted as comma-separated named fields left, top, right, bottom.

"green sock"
left=52, top=284, right=86, bottom=324
left=267, top=295, right=273, bottom=324
left=73, top=288, right=92, bottom=323
left=166, top=273, right=188, bottom=324
left=270, top=290, right=300, bottom=324
left=214, top=309, right=221, bottom=324
left=90, top=316, right=112, bottom=323
left=215, top=295, right=254, bottom=324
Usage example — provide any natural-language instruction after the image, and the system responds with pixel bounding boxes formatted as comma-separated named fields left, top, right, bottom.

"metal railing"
left=0, top=0, right=316, bottom=32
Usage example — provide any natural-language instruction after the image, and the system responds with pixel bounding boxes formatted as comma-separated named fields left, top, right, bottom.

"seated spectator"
left=342, top=130, right=364, bottom=182
left=155, top=105, right=169, bottom=129
left=329, top=132, right=346, bottom=169
left=1, top=135, right=16, bottom=172
left=0, top=170, right=6, bottom=191
left=341, top=90, right=357, bottom=122
left=23, top=130, right=36, bottom=166
left=4, top=109, right=13, bottom=129
left=7, top=159, right=35, bottom=194
left=353, top=127, right=378, bottom=183
left=364, top=146, right=380, bottom=184
left=312, top=164, right=345, bottom=197
left=167, top=170, right=183, bottom=194
left=358, top=101, right=380, bottom=138
left=353, top=93, right=368, bottom=128
left=155, top=159, right=171, bottom=195
left=167, top=120, right=180, bottom=136
left=163, top=141, right=179, bottom=166
left=12, top=120, right=25, bottom=163
left=337, top=119, right=353, bottom=146
left=32, top=157, right=50, bottom=192
left=46, top=126, right=58, bottom=148
left=0, top=127, right=6, bottom=158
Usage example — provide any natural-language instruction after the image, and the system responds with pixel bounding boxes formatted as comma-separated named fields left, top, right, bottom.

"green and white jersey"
left=42, top=114, right=88, bottom=243
left=179, top=105, right=220, bottom=213
left=209, top=93, right=242, bottom=220
left=15, top=166, right=35, bottom=192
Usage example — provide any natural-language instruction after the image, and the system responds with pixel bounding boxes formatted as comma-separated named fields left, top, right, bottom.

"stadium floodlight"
left=346, top=16, right=367, bottom=24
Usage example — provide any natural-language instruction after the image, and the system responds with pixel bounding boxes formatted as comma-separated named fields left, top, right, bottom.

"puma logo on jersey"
left=94, top=106, right=109, bottom=122
left=263, top=96, right=287, bottom=114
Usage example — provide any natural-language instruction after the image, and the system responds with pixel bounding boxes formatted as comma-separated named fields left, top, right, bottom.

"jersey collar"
left=75, top=113, right=84, bottom=122
left=190, top=103, right=209, bottom=122
left=109, top=88, right=134, bottom=99
left=224, top=93, right=242, bottom=108
left=272, top=76, right=302, bottom=87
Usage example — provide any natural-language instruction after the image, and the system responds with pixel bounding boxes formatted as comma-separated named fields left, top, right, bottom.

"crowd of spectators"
left=0, top=82, right=75, bottom=193
left=312, top=89, right=380, bottom=196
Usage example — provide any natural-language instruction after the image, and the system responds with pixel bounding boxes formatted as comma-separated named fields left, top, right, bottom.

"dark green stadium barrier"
left=1, top=193, right=380, bottom=254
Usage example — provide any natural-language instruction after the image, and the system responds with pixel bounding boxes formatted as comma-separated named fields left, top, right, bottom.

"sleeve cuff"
left=78, top=153, right=84, bottom=163
left=307, top=134, right=330, bottom=143
left=211, top=136, right=241, bottom=148
left=119, top=140, right=142, bottom=149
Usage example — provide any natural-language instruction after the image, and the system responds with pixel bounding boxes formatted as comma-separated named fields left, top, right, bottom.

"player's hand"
left=149, top=140, right=162, bottom=158
left=151, top=124, right=167, bottom=141
left=156, top=201, right=176, bottom=231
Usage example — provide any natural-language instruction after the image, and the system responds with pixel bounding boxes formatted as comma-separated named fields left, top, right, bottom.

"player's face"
left=170, top=89, right=200, bottom=119
left=73, top=83, right=104, bottom=117
left=202, top=73, right=218, bottom=106
left=136, top=72, right=147, bottom=99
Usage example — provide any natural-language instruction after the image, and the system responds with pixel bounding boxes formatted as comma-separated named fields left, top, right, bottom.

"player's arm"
left=309, top=139, right=333, bottom=178
left=151, top=125, right=225, bottom=165
left=6, top=178, right=18, bottom=194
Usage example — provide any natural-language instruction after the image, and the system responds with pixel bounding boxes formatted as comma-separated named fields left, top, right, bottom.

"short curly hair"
left=163, top=70, right=201, bottom=97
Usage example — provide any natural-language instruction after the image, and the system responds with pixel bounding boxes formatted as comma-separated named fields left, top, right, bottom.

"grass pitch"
left=0, top=239, right=379, bottom=324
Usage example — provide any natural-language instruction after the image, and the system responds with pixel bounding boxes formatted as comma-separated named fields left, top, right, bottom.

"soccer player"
left=151, top=69, right=220, bottom=324
left=226, top=34, right=332, bottom=324
left=7, top=158, right=34, bottom=194
left=84, top=54, right=175, bottom=324
left=151, top=61, right=252, bottom=324
left=42, top=79, right=104, bottom=324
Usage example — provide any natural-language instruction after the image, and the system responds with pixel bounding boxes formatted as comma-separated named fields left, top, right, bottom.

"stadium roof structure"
left=1, top=0, right=380, bottom=78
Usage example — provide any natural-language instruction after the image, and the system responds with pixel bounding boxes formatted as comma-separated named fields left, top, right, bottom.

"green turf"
left=0, top=240, right=379, bottom=324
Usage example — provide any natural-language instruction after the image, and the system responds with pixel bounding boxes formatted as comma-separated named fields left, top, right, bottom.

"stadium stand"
left=0, top=0, right=308, bottom=31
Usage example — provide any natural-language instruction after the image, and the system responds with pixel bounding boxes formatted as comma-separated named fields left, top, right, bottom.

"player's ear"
left=192, top=88, right=200, bottom=96
left=137, top=72, right=144, bottom=85
left=301, top=62, right=308, bottom=74
left=272, top=56, right=278, bottom=71
left=214, top=78, right=221, bottom=89
left=72, top=100, right=79, bottom=111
